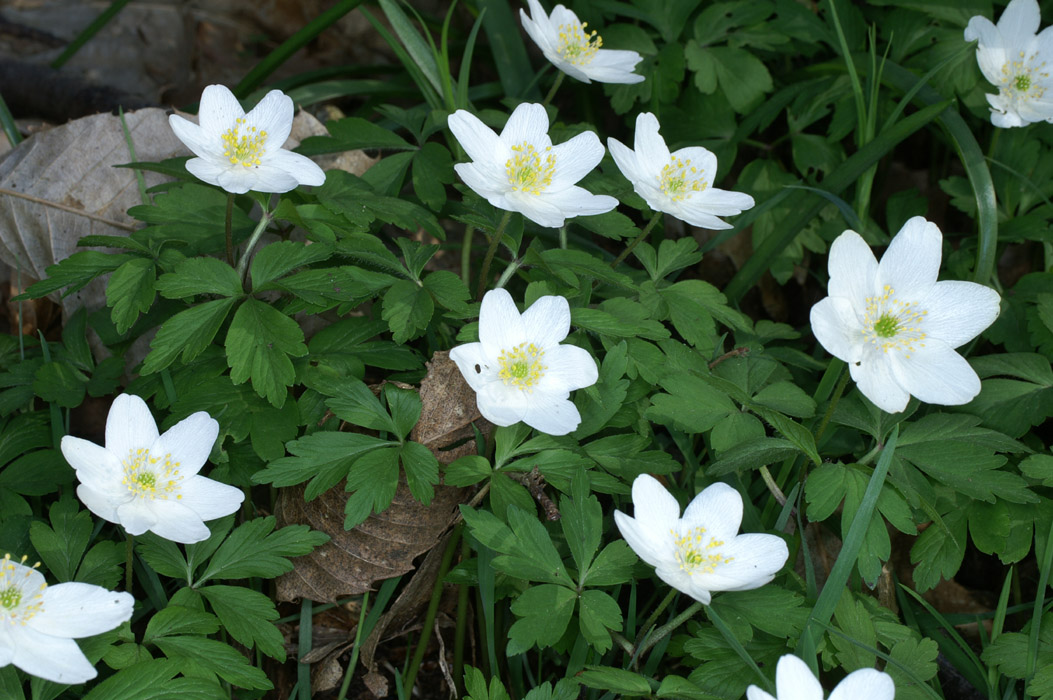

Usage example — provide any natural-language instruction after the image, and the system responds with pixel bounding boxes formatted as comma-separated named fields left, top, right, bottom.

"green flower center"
left=0, top=586, right=21, bottom=610
left=671, top=527, right=733, bottom=576
left=862, top=285, right=928, bottom=357
left=659, top=156, right=708, bottom=202
left=222, top=117, right=268, bottom=167
left=0, top=554, right=46, bottom=623
left=122, top=448, right=183, bottom=501
left=872, top=314, right=899, bottom=338
left=1014, top=74, right=1032, bottom=91
left=498, top=342, right=547, bottom=391
left=506, top=142, right=556, bottom=195
left=557, top=21, right=602, bottom=66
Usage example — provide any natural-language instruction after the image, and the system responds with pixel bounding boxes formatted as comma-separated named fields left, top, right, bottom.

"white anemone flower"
left=747, top=654, right=896, bottom=700
left=613, top=475, right=788, bottom=605
left=607, top=112, right=755, bottom=230
left=169, top=84, right=326, bottom=193
left=449, top=289, right=598, bottom=436
left=447, top=103, right=617, bottom=228
left=60, top=394, right=244, bottom=544
left=520, top=0, right=644, bottom=84
left=0, top=554, right=134, bottom=684
left=964, top=0, right=1053, bottom=127
left=809, top=217, right=1001, bottom=414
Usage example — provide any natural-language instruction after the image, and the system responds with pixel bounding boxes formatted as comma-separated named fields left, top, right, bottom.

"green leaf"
left=252, top=431, right=392, bottom=495
left=20, top=251, right=132, bottom=299
left=32, top=362, right=86, bottom=408
left=344, top=447, right=400, bottom=529
left=136, top=534, right=191, bottom=581
left=153, top=636, right=272, bottom=690
left=141, top=298, right=238, bottom=374
left=492, top=506, right=572, bottom=586
left=507, top=584, right=576, bottom=654
left=444, top=455, right=492, bottom=487
left=384, top=383, right=422, bottom=440
left=196, top=517, right=328, bottom=584
left=656, top=675, right=722, bottom=700
left=412, top=142, right=454, bottom=210
left=400, top=441, right=438, bottom=505
left=0, top=449, right=73, bottom=496
left=298, top=116, right=415, bottom=155
left=576, top=666, right=653, bottom=696
left=423, top=270, right=471, bottom=313
left=584, top=541, right=637, bottom=586
left=250, top=240, right=334, bottom=290
left=156, top=257, right=242, bottom=299
left=129, top=184, right=255, bottom=255
left=647, top=374, right=737, bottom=433
left=28, top=498, right=90, bottom=581
left=75, top=540, right=124, bottom=588
left=751, top=406, right=821, bottom=466
left=751, top=381, right=816, bottom=418
left=560, top=470, right=601, bottom=580
left=573, top=210, right=639, bottom=240
left=382, top=278, right=434, bottom=343
left=464, top=666, right=512, bottom=700
left=578, top=589, right=623, bottom=653
left=910, top=508, right=967, bottom=592
left=710, top=586, right=808, bottom=638
left=326, top=377, right=397, bottom=433
left=198, top=585, right=286, bottom=661
left=143, top=607, right=220, bottom=643
left=535, top=248, right=636, bottom=290
left=81, top=659, right=227, bottom=700
left=707, top=46, right=773, bottom=113
left=225, top=298, right=307, bottom=407
left=107, top=257, right=156, bottom=333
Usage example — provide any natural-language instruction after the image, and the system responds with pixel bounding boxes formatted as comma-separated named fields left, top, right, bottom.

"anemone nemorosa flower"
left=746, top=654, right=896, bottom=700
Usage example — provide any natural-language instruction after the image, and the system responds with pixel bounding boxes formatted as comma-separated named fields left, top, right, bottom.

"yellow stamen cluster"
left=671, top=527, right=732, bottom=575
left=0, top=554, right=46, bottom=626
left=122, top=448, right=183, bottom=501
left=498, top=342, right=547, bottom=391
left=862, top=285, right=928, bottom=358
left=221, top=117, right=268, bottom=167
left=557, top=21, right=602, bottom=65
left=506, top=141, right=556, bottom=195
left=659, top=156, right=708, bottom=202
left=1000, top=50, right=1049, bottom=100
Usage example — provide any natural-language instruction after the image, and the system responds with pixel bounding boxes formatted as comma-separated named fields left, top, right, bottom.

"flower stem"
left=461, top=225, right=476, bottom=286
left=559, top=225, right=567, bottom=250
left=224, top=193, right=235, bottom=266
left=476, top=211, right=512, bottom=300
left=495, top=257, right=522, bottom=289
left=125, top=534, right=134, bottom=592
left=611, top=211, right=662, bottom=269
left=634, top=587, right=678, bottom=648
left=814, top=363, right=851, bottom=442
left=234, top=208, right=274, bottom=283
left=542, top=71, right=565, bottom=107
left=636, top=599, right=704, bottom=661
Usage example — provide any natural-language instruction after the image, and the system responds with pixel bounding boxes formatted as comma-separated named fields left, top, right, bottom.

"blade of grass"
left=377, top=0, right=445, bottom=102
left=298, top=599, right=313, bottom=700
left=233, top=0, right=365, bottom=98
left=0, top=92, right=21, bottom=147
left=51, top=0, right=132, bottom=69
left=1025, top=518, right=1053, bottom=695
left=456, top=8, right=488, bottom=110
left=724, top=101, right=947, bottom=302
left=815, top=621, right=943, bottom=700
left=707, top=606, right=773, bottom=693
left=476, top=0, right=541, bottom=101
left=361, top=7, right=443, bottom=110
left=797, top=425, right=900, bottom=672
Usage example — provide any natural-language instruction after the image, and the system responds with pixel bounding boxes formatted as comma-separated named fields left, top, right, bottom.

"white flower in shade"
left=448, top=103, right=617, bottom=228
left=60, top=394, right=244, bottom=544
left=449, top=289, right=598, bottom=436
left=809, top=217, right=1001, bottom=414
left=0, top=554, right=134, bottom=684
left=747, top=654, right=896, bottom=700
left=520, top=0, right=644, bottom=84
left=964, top=0, right=1053, bottom=127
left=613, top=475, right=788, bottom=605
left=169, top=84, right=326, bottom=194
left=607, top=112, right=755, bottom=230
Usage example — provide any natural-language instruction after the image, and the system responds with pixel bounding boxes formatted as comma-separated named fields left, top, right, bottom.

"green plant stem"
left=814, top=364, right=850, bottom=442
left=559, top=225, right=567, bottom=249
left=51, top=0, right=132, bottom=69
left=542, top=71, right=565, bottom=107
left=634, top=587, right=678, bottom=648
left=453, top=537, right=470, bottom=696
left=476, top=211, right=512, bottom=300
left=636, top=600, right=703, bottom=661
left=225, top=194, right=236, bottom=266
left=336, top=592, right=369, bottom=700
left=298, top=599, right=313, bottom=700
left=404, top=528, right=462, bottom=692
left=1025, top=518, right=1053, bottom=694
left=708, top=605, right=773, bottom=692
left=0, top=92, right=21, bottom=147
left=611, top=212, right=662, bottom=269
left=234, top=209, right=274, bottom=282
left=495, top=257, right=522, bottom=289
left=461, top=225, right=476, bottom=286
left=759, top=466, right=787, bottom=506
left=125, top=534, right=134, bottom=592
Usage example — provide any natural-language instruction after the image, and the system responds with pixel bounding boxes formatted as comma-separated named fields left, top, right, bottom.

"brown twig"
left=518, top=466, right=560, bottom=521
left=708, top=346, right=749, bottom=370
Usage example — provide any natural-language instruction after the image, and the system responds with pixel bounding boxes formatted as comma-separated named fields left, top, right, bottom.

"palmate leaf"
left=195, top=516, right=329, bottom=585
left=225, top=298, right=307, bottom=407
left=198, top=585, right=286, bottom=661
left=142, top=298, right=238, bottom=375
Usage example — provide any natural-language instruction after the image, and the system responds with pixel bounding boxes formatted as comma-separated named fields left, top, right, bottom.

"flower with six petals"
left=607, top=112, right=755, bottom=229
left=809, top=217, right=1001, bottom=414
left=746, top=654, right=896, bottom=700
left=449, top=289, right=598, bottom=436
left=169, top=84, right=326, bottom=193
left=520, top=0, right=645, bottom=84
left=964, top=0, right=1053, bottom=128
left=0, top=554, right=134, bottom=684
left=447, top=103, right=617, bottom=228
left=61, top=394, right=244, bottom=544
left=613, top=475, right=788, bottom=605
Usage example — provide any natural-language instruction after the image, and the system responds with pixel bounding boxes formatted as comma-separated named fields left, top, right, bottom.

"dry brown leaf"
left=275, top=353, right=491, bottom=603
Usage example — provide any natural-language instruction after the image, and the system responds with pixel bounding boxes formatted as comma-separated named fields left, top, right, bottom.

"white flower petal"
left=583, top=50, right=645, bottom=83
left=178, top=475, right=245, bottom=521
left=520, top=391, right=583, bottom=435
left=827, top=229, right=878, bottom=304
left=150, top=411, right=219, bottom=479
left=920, top=280, right=1000, bottom=348
left=549, top=131, right=605, bottom=190
left=689, top=187, right=754, bottom=216
left=479, top=288, right=526, bottom=358
left=448, top=111, right=507, bottom=173
left=849, top=348, right=911, bottom=413
left=115, top=500, right=158, bottom=536
left=266, top=150, right=326, bottom=187
left=965, top=16, right=1000, bottom=46
left=628, top=474, right=681, bottom=533
left=245, top=90, right=294, bottom=153
left=475, top=382, right=528, bottom=427
left=500, top=103, right=549, bottom=149
left=105, top=394, right=158, bottom=459
left=0, top=626, right=12, bottom=666
left=61, top=436, right=123, bottom=489
left=148, top=499, right=213, bottom=543
left=454, top=162, right=507, bottom=201
left=449, top=342, right=496, bottom=394
left=810, top=296, right=864, bottom=364
left=829, top=668, right=896, bottom=700
left=8, top=626, right=97, bottom=684
left=542, top=344, right=598, bottom=394
left=888, top=339, right=982, bottom=406
left=613, top=511, right=667, bottom=569
left=184, top=157, right=227, bottom=188
left=998, top=0, right=1041, bottom=44
left=76, top=483, right=123, bottom=524
left=669, top=205, right=733, bottom=230
left=877, top=217, right=942, bottom=298
left=681, top=482, right=743, bottom=542
left=198, top=84, right=245, bottom=137
left=775, top=655, right=825, bottom=700
left=534, top=187, right=618, bottom=221
left=223, top=165, right=300, bottom=194
left=745, top=687, right=778, bottom=700
left=32, top=585, right=133, bottom=639
left=607, top=136, right=645, bottom=184
left=696, top=533, right=788, bottom=592
left=633, top=112, right=672, bottom=182
left=168, top=116, right=214, bottom=159
left=655, top=562, right=712, bottom=604
left=521, top=294, right=571, bottom=348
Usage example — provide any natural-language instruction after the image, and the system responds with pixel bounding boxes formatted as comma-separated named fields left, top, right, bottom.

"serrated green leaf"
left=107, top=257, right=156, bottom=333
left=20, top=251, right=133, bottom=299
left=143, top=606, right=220, bottom=644
left=196, top=517, right=328, bottom=584
left=444, top=455, right=491, bottom=487
left=507, top=584, right=576, bottom=654
left=156, top=257, right=242, bottom=300
left=250, top=240, right=334, bottom=290
left=33, top=361, right=86, bottom=408
left=153, top=636, right=272, bottom=690
left=400, top=441, right=438, bottom=505
left=326, top=377, right=397, bottom=433
left=141, top=298, right=237, bottom=374
left=576, top=666, right=653, bottom=696
left=344, top=447, right=401, bottom=528
left=252, top=431, right=392, bottom=494
left=423, top=269, right=470, bottom=313
left=28, top=498, right=90, bottom=581
left=382, top=279, right=434, bottom=343
left=298, top=116, right=415, bottom=155
left=225, top=298, right=307, bottom=407
left=560, top=470, right=601, bottom=579
left=412, top=142, right=454, bottom=210
left=198, top=585, right=285, bottom=661
left=578, top=589, right=622, bottom=653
